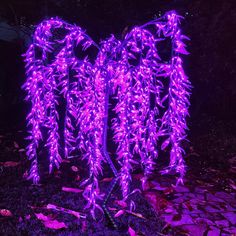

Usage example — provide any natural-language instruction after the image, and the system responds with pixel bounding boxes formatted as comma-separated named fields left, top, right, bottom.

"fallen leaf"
left=144, top=191, right=169, bottom=213
left=141, top=177, right=151, bottom=191
left=114, top=210, right=125, bottom=218
left=164, top=206, right=176, bottom=214
left=62, top=187, right=83, bottom=193
left=18, top=148, right=25, bottom=152
left=172, top=196, right=185, bottom=204
left=0, top=209, right=13, bottom=217
left=194, top=217, right=214, bottom=225
left=132, top=173, right=144, bottom=180
left=14, top=141, right=19, bottom=148
left=222, top=212, right=236, bottom=225
left=0, top=161, right=20, bottom=167
left=163, top=187, right=174, bottom=195
left=161, top=223, right=172, bottom=234
left=151, top=180, right=167, bottom=191
left=44, top=219, right=67, bottom=229
left=215, top=220, right=229, bottom=228
left=228, top=179, right=236, bottom=190
left=108, top=207, right=117, bottom=211
left=215, top=191, right=234, bottom=201
left=100, top=177, right=113, bottom=182
left=128, top=226, right=137, bottom=236
left=35, top=212, right=67, bottom=229
left=224, top=227, right=236, bottom=234
left=25, top=215, right=31, bottom=220
left=35, top=213, right=51, bottom=221
left=207, top=226, right=220, bottom=236
left=183, top=201, right=193, bottom=211
left=71, top=166, right=78, bottom=172
left=163, top=214, right=193, bottom=226
left=75, top=175, right=81, bottom=181
left=81, top=220, right=87, bottom=232
left=173, top=185, right=189, bottom=193
left=126, top=210, right=146, bottom=219
left=206, top=193, right=224, bottom=203
left=114, top=200, right=127, bottom=208
left=23, top=171, right=28, bottom=179
left=181, top=224, right=206, bottom=236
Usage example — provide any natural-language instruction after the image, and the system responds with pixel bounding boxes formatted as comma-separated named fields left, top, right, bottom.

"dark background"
left=0, top=1, right=235, bottom=235
left=0, top=0, right=235, bottom=149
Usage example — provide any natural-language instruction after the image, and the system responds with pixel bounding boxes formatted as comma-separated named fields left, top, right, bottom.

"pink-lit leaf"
left=0, top=209, right=13, bottom=217
left=0, top=161, right=20, bottom=167
left=151, top=180, right=167, bottom=191
left=114, top=210, right=125, bottom=218
left=14, top=141, right=20, bottom=148
left=181, top=35, right=190, bottom=41
left=100, top=177, right=113, bottom=182
left=35, top=213, right=50, bottom=221
left=62, top=187, right=83, bottom=193
left=43, top=219, right=67, bottom=229
left=163, top=214, right=194, bottom=226
left=228, top=179, right=236, bottom=190
left=161, top=94, right=169, bottom=104
left=126, top=210, right=145, bottom=219
left=144, top=191, right=169, bottom=213
left=181, top=224, right=206, bottom=236
left=128, top=226, right=137, bottom=236
left=141, top=177, right=151, bottom=191
left=71, top=166, right=79, bottom=172
left=46, top=204, right=86, bottom=219
left=161, top=138, right=170, bottom=150
left=176, top=46, right=189, bottom=55
left=18, top=148, right=25, bottom=152
left=25, top=215, right=31, bottom=220
left=35, top=212, right=67, bottom=229
left=81, top=220, right=87, bottom=232
left=114, top=200, right=127, bottom=208
left=108, top=207, right=117, bottom=211
left=75, top=175, right=81, bottom=181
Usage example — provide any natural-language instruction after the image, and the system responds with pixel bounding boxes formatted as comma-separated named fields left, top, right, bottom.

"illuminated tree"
left=23, top=11, right=191, bottom=223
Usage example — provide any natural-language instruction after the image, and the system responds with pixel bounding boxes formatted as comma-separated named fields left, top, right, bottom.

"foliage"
left=23, top=11, right=190, bottom=216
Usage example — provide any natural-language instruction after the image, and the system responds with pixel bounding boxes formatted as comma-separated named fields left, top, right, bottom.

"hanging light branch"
left=23, top=11, right=191, bottom=217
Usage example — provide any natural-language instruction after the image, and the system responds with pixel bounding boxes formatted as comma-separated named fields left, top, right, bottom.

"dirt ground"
left=0, top=114, right=236, bottom=236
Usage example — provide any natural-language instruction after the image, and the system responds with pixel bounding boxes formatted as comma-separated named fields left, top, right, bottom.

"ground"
left=0, top=114, right=236, bottom=236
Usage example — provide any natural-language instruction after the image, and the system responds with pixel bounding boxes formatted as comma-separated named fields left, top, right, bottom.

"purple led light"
left=23, top=11, right=191, bottom=216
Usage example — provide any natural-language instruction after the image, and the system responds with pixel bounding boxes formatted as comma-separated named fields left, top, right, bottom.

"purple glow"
left=23, top=11, right=191, bottom=216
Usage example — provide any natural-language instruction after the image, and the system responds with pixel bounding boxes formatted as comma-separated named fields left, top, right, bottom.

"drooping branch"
left=23, top=11, right=191, bottom=217
left=159, top=12, right=191, bottom=184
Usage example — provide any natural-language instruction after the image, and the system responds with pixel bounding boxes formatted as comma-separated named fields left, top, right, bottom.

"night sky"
left=0, top=0, right=235, bottom=130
